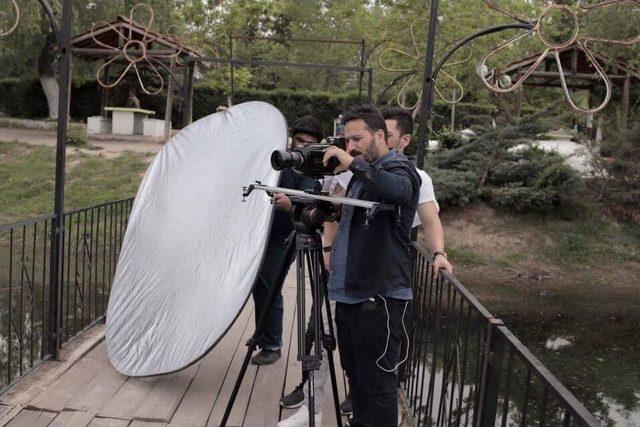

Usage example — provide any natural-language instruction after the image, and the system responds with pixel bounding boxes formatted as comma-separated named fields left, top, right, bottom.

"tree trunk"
left=38, top=33, right=59, bottom=120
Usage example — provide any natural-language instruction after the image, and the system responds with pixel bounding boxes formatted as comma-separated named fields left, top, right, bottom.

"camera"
left=271, top=137, right=347, bottom=178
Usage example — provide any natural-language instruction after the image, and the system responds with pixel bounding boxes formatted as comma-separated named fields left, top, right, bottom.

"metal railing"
left=0, top=198, right=133, bottom=392
left=403, top=244, right=600, bottom=426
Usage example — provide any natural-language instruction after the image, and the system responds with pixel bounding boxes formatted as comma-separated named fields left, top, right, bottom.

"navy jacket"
left=343, top=153, right=421, bottom=299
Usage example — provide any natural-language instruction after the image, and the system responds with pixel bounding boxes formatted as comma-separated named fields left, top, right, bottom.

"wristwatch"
left=433, top=250, right=447, bottom=261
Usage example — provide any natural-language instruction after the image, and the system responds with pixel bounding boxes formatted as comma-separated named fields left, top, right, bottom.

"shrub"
left=66, top=127, right=88, bottom=147
left=0, top=79, right=361, bottom=135
left=491, top=184, right=555, bottom=212
left=429, top=168, right=478, bottom=207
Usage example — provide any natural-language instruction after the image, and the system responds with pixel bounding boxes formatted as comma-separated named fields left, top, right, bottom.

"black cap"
left=292, top=115, right=323, bottom=141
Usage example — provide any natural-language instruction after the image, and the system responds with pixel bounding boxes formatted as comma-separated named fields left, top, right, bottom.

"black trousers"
left=335, top=297, right=410, bottom=427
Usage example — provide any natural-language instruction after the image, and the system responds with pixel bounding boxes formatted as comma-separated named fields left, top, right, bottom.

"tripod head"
left=288, top=196, right=336, bottom=236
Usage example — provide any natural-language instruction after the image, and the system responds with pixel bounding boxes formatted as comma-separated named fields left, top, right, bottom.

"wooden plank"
left=48, top=409, right=97, bottom=427
left=243, top=286, right=297, bottom=426
left=133, top=365, right=199, bottom=423
left=5, top=409, right=56, bottom=427
left=168, top=305, right=253, bottom=426
left=206, top=308, right=260, bottom=426
left=97, top=377, right=159, bottom=420
left=83, top=341, right=110, bottom=364
left=130, top=421, right=166, bottom=427
left=66, top=364, right=128, bottom=412
left=29, top=358, right=103, bottom=412
left=87, top=417, right=130, bottom=427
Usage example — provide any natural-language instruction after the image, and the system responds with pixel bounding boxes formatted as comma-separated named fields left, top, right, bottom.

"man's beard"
left=365, top=143, right=379, bottom=162
left=349, top=149, right=363, bottom=158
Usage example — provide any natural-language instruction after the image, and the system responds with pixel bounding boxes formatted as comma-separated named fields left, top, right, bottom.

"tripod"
left=221, top=198, right=343, bottom=427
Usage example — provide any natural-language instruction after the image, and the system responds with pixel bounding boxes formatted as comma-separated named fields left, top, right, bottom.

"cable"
left=375, top=296, right=410, bottom=373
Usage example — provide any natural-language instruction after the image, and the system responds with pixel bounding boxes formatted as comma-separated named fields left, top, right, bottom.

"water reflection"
left=404, top=309, right=639, bottom=426
left=545, top=336, right=572, bottom=350
left=500, top=314, right=640, bottom=427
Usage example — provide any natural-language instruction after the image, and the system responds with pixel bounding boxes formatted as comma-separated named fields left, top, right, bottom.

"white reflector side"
left=106, top=101, right=287, bottom=377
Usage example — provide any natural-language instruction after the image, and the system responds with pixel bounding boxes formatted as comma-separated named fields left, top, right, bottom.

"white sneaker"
left=278, top=404, right=322, bottom=427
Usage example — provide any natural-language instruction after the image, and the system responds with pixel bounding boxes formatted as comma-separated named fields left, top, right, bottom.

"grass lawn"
left=0, top=141, right=154, bottom=225
left=436, top=202, right=640, bottom=316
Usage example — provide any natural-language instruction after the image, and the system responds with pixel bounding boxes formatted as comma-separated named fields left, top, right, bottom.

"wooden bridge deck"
left=0, top=273, right=350, bottom=426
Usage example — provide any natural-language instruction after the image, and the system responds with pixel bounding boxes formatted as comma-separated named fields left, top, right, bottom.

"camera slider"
left=242, top=181, right=396, bottom=226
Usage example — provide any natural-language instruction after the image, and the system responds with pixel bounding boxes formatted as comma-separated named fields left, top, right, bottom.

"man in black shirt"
left=251, top=115, right=324, bottom=365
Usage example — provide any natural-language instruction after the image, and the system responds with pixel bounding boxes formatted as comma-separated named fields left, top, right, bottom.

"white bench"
left=87, top=116, right=112, bottom=134
left=104, top=107, right=155, bottom=135
left=143, top=118, right=168, bottom=138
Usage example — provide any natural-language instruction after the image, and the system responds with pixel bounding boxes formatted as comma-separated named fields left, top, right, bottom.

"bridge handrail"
left=403, top=242, right=600, bottom=426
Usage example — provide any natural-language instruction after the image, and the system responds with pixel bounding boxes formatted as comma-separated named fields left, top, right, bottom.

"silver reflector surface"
left=106, top=101, right=287, bottom=376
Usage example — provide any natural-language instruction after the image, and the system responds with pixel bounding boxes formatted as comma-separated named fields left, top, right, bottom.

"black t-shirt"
left=269, top=169, right=317, bottom=244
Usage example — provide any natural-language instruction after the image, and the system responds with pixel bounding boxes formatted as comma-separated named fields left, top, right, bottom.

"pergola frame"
left=69, top=13, right=201, bottom=136
left=502, top=45, right=640, bottom=129
left=228, top=34, right=367, bottom=103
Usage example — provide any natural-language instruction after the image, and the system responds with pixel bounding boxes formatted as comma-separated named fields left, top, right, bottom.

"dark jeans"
left=252, top=238, right=295, bottom=350
left=335, top=297, right=411, bottom=427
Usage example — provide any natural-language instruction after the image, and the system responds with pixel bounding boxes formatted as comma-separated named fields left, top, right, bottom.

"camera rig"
left=242, top=181, right=397, bottom=226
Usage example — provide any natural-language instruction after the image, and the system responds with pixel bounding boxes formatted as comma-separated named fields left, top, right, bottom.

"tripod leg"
left=307, top=248, right=343, bottom=427
left=220, top=231, right=296, bottom=427
left=322, top=298, right=343, bottom=427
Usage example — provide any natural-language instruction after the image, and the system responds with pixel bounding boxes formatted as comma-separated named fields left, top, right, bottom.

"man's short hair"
left=341, top=105, right=387, bottom=140
left=292, top=115, right=323, bottom=141
left=381, top=106, right=414, bottom=136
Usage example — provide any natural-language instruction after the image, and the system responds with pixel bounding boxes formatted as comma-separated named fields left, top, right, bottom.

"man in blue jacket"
left=322, top=106, right=421, bottom=426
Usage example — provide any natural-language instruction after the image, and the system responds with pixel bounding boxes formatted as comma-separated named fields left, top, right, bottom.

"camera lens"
left=271, top=150, right=303, bottom=170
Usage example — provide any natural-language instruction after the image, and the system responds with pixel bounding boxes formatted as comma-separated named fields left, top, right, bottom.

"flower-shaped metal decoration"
left=91, top=3, right=184, bottom=95
left=480, top=0, right=640, bottom=114
left=0, top=0, right=20, bottom=38
left=379, top=18, right=472, bottom=110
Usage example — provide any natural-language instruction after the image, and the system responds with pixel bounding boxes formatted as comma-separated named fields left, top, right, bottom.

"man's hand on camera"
left=323, top=146, right=354, bottom=174
left=273, top=193, right=292, bottom=212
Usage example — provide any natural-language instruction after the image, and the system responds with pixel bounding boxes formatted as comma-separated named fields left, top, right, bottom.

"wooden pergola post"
left=621, top=73, right=631, bottom=130
left=100, top=62, right=111, bottom=117
left=514, top=87, right=522, bottom=118
left=185, top=60, right=195, bottom=125
left=164, top=56, right=176, bottom=139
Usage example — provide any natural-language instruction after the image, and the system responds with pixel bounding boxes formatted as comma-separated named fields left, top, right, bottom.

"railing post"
left=477, top=318, right=505, bottom=427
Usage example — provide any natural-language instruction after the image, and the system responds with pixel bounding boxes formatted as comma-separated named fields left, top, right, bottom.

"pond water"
left=499, top=309, right=640, bottom=426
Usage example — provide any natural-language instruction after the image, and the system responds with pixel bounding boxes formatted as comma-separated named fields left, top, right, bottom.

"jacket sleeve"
left=349, top=157, right=416, bottom=203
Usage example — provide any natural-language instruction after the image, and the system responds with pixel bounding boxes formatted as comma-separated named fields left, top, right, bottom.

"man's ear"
left=399, top=134, right=412, bottom=151
left=375, top=128, right=386, bottom=145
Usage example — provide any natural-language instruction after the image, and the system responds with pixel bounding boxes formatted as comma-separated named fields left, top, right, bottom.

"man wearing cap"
left=250, top=115, right=324, bottom=365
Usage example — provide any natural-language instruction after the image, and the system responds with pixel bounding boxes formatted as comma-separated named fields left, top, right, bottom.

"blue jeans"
left=252, top=237, right=295, bottom=350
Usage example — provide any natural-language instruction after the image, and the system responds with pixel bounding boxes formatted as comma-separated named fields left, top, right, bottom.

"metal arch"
left=91, top=3, right=186, bottom=96
left=478, top=0, right=640, bottom=115
left=0, top=0, right=20, bottom=38
left=378, top=18, right=471, bottom=110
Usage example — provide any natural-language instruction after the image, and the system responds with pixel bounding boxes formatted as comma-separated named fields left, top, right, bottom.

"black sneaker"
left=250, top=349, right=281, bottom=365
left=279, top=382, right=305, bottom=408
left=340, top=392, right=352, bottom=415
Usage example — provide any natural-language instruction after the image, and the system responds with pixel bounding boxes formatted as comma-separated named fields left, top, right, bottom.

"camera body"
left=271, top=137, right=347, bottom=178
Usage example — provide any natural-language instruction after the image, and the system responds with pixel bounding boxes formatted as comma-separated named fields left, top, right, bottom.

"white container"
left=87, top=116, right=112, bottom=134
left=143, top=118, right=167, bottom=138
